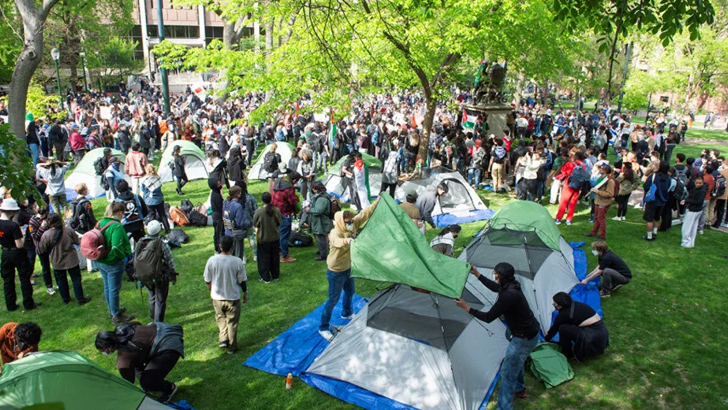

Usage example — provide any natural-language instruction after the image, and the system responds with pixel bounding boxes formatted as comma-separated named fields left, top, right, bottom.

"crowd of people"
left=0, top=83, right=721, bottom=409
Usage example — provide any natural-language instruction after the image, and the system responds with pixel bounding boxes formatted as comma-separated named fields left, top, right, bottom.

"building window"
left=147, top=25, right=159, bottom=37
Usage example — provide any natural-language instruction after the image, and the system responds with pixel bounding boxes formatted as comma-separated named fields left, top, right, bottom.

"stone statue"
left=473, top=61, right=507, bottom=105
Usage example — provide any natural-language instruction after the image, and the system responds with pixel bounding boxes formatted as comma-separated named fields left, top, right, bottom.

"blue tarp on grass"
left=244, top=243, right=601, bottom=410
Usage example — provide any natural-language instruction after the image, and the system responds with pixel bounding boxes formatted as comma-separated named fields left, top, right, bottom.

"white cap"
left=146, top=220, right=162, bottom=236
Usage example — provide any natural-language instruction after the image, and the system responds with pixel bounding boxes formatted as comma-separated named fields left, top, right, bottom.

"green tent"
left=486, top=200, right=562, bottom=250
left=158, top=140, right=209, bottom=183
left=351, top=193, right=471, bottom=298
left=64, top=148, right=127, bottom=198
left=327, top=152, right=381, bottom=176
left=0, top=351, right=169, bottom=410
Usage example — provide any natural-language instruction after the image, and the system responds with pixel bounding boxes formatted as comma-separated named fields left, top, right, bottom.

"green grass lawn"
left=4, top=143, right=728, bottom=410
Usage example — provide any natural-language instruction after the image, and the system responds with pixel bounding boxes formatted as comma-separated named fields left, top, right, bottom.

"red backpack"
left=80, top=221, right=119, bottom=261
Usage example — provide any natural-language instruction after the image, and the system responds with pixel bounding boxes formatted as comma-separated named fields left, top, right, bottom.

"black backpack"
left=69, top=198, right=93, bottom=233
left=290, top=230, right=313, bottom=247
left=672, top=177, right=688, bottom=202
left=168, top=228, right=189, bottom=244
left=263, top=152, right=278, bottom=173
left=94, top=157, right=106, bottom=176
left=134, top=236, right=164, bottom=288
left=188, top=210, right=208, bottom=227
left=180, top=199, right=194, bottom=215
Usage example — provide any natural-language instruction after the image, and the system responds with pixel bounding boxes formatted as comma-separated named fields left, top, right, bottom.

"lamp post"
left=79, top=51, right=89, bottom=92
left=156, top=0, right=170, bottom=116
left=51, top=48, right=63, bottom=107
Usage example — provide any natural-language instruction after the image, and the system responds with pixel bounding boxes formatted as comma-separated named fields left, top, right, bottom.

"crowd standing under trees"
left=0, top=77, right=725, bottom=408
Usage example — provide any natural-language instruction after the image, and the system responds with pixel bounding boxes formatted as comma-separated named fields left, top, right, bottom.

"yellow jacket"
left=326, top=200, right=378, bottom=272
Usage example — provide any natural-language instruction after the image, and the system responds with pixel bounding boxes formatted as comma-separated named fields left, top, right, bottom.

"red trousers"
left=589, top=204, right=610, bottom=238
left=556, top=185, right=580, bottom=222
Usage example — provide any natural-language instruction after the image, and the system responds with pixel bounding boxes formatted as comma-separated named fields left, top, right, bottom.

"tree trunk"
left=9, top=19, right=45, bottom=139
left=418, top=97, right=436, bottom=170
left=265, top=20, right=273, bottom=55
left=223, top=21, right=240, bottom=49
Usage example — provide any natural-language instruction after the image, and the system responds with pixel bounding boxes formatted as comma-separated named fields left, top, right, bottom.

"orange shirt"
left=0, top=322, right=38, bottom=367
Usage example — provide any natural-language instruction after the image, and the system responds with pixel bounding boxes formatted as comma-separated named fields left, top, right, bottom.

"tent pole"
left=431, top=293, right=452, bottom=352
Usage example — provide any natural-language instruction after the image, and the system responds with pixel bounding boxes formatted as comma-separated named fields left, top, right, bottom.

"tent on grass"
left=158, top=140, right=210, bottom=183
left=458, top=200, right=580, bottom=331
left=397, top=167, right=493, bottom=228
left=306, top=193, right=506, bottom=410
left=323, top=153, right=382, bottom=201
left=0, top=350, right=169, bottom=410
left=64, top=148, right=128, bottom=199
left=248, top=142, right=296, bottom=180
left=305, top=197, right=582, bottom=410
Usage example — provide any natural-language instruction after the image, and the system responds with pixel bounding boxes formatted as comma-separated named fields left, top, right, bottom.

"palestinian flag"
left=329, top=121, right=337, bottom=142
left=462, top=108, right=479, bottom=130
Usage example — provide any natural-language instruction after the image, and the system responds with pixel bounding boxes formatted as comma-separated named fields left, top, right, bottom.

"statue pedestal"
left=464, top=103, right=512, bottom=139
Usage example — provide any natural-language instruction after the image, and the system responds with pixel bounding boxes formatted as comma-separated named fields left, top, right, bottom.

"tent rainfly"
left=0, top=351, right=170, bottom=410
left=158, top=140, right=210, bottom=183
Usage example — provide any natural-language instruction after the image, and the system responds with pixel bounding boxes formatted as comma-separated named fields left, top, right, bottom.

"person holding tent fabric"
left=581, top=241, right=632, bottom=298
left=416, top=183, right=449, bottom=228
left=544, top=292, right=609, bottom=361
left=318, top=200, right=379, bottom=342
left=455, top=263, right=539, bottom=409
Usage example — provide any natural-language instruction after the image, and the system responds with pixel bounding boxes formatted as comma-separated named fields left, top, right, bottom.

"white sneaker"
left=253, top=255, right=258, bottom=262
left=611, top=216, right=621, bottom=221
left=721, top=223, right=728, bottom=228
left=340, top=313, right=353, bottom=320
left=318, top=330, right=334, bottom=342
left=565, top=220, right=572, bottom=226
left=621, top=217, right=626, bottom=221
left=555, top=219, right=561, bottom=225
left=698, top=230, right=704, bottom=235
left=46, top=287, right=56, bottom=296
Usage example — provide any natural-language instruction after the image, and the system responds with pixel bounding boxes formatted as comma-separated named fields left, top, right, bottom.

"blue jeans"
left=467, top=168, right=481, bottom=187
left=97, top=260, right=125, bottom=317
left=28, top=143, right=39, bottom=168
left=319, top=268, right=355, bottom=331
left=497, top=333, right=539, bottom=410
left=279, top=214, right=293, bottom=257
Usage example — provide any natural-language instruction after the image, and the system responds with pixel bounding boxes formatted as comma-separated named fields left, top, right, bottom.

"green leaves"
left=0, top=124, right=40, bottom=204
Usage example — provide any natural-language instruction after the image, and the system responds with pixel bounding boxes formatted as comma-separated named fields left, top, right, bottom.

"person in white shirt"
left=204, top=235, right=248, bottom=354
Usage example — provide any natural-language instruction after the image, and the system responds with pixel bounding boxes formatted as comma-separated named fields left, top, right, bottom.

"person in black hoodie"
left=172, top=146, right=188, bottom=195
left=114, top=180, right=148, bottom=244
left=642, top=161, right=673, bottom=241
left=455, top=263, right=539, bottom=406
left=209, top=176, right=224, bottom=253
left=227, top=146, right=246, bottom=187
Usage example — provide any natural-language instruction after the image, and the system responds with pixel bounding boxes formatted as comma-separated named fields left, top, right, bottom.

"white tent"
left=64, top=148, right=129, bottom=199
left=249, top=142, right=296, bottom=180
left=401, top=167, right=492, bottom=228
left=158, top=140, right=210, bottom=183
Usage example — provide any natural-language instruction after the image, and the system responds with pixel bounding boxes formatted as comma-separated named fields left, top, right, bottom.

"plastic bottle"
left=286, top=373, right=293, bottom=390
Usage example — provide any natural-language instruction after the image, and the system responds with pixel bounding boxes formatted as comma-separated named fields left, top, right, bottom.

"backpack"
left=180, top=199, right=194, bottom=215
left=674, top=166, right=689, bottom=188
left=713, top=173, right=726, bottom=198
left=568, top=165, right=590, bottom=190
left=263, top=152, right=277, bottom=173
left=309, top=133, right=321, bottom=152
left=133, top=236, right=165, bottom=288
left=672, top=177, right=688, bottom=202
left=528, top=342, right=574, bottom=389
left=69, top=198, right=92, bottom=233
left=169, top=206, right=190, bottom=227
left=80, top=221, right=119, bottom=261
left=223, top=201, right=235, bottom=231
left=188, top=210, right=208, bottom=227
left=94, top=157, right=105, bottom=176
left=168, top=228, right=189, bottom=244
left=328, top=196, right=342, bottom=219
left=289, top=230, right=313, bottom=247
left=114, top=195, right=143, bottom=225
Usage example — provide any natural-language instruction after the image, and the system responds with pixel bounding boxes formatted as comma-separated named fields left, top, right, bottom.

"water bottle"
left=286, top=373, right=293, bottom=390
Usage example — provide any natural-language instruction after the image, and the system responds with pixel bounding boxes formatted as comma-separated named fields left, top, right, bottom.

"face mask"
left=346, top=223, right=354, bottom=231
left=101, top=350, right=113, bottom=356
left=592, top=250, right=599, bottom=256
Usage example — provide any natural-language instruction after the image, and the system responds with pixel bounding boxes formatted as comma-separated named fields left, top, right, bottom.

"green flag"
left=351, top=193, right=470, bottom=298
left=329, top=122, right=337, bottom=142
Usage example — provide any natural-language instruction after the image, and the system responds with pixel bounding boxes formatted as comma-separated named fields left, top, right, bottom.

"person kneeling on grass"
left=0, top=322, right=42, bottom=370
left=544, top=292, right=609, bottom=361
left=95, top=321, right=184, bottom=403
left=581, top=241, right=632, bottom=298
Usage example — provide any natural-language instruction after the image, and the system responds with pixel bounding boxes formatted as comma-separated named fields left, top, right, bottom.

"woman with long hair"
left=613, top=162, right=636, bottom=221
left=140, top=164, right=170, bottom=233
left=252, top=192, right=281, bottom=283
